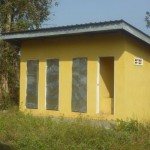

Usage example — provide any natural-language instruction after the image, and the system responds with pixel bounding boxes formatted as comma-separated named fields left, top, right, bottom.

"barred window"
left=46, top=59, right=59, bottom=110
left=26, top=60, right=39, bottom=109
left=72, top=58, right=87, bottom=113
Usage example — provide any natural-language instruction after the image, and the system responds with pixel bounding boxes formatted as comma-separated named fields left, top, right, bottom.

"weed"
left=0, top=108, right=150, bottom=149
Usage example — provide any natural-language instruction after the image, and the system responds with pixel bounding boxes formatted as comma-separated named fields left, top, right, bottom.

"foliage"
left=0, top=0, right=58, bottom=108
left=116, top=119, right=139, bottom=133
left=0, top=41, right=20, bottom=109
left=0, top=0, right=58, bottom=32
left=145, top=11, right=150, bottom=27
left=0, top=109, right=150, bottom=150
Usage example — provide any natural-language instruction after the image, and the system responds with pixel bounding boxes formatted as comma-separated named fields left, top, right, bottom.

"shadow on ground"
left=0, top=143, right=15, bottom=150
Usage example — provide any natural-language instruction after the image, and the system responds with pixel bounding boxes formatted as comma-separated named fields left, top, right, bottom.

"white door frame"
left=96, top=58, right=100, bottom=113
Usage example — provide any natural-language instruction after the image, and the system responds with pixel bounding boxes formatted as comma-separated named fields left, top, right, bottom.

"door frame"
left=96, top=57, right=115, bottom=114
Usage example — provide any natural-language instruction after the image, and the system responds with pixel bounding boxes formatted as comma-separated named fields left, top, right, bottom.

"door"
left=99, top=57, right=114, bottom=114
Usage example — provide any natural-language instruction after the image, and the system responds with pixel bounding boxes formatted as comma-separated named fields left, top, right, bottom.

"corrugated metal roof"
left=0, top=20, right=150, bottom=45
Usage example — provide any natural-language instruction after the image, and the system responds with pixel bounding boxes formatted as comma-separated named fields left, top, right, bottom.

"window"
left=134, top=58, right=143, bottom=66
left=46, top=59, right=59, bottom=110
left=72, top=58, right=87, bottom=113
left=26, top=60, right=39, bottom=109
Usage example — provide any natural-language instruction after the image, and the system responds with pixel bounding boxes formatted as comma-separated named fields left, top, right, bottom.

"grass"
left=0, top=107, right=150, bottom=150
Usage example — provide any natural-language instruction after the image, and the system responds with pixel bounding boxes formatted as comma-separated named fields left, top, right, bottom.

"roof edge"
left=0, top=20, right=150, bottom=45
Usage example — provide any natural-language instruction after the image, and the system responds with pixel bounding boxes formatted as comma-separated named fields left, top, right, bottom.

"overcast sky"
left=44, top=0, right=150, bottom=35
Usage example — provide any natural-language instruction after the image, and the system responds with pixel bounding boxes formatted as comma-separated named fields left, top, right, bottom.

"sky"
left=44, top=0, right=150, bottom=35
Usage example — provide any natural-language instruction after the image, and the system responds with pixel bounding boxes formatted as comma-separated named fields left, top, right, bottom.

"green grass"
left=0, top=107, right=150, bottom=150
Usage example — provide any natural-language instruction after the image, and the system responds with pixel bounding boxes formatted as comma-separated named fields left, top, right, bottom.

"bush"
left=0, top=108, right=150, bottom=150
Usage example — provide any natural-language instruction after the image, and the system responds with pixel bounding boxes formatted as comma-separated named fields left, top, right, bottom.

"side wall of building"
left=122, top=34, right=150, bottom=121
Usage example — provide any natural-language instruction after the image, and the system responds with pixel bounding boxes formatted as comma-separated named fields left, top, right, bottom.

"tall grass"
left=0, top=107, right=150, bottom=150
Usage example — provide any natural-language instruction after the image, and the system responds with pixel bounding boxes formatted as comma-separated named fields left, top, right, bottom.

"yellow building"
left=1, top=20, right=150, bottom=121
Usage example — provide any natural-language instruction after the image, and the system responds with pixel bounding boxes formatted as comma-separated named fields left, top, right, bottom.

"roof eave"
left=122, top=22, right=150, bottom=45
left=0, top=20, right=150, bottom=45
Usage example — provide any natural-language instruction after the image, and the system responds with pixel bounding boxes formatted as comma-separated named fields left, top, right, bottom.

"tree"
left=145, top=11, right=150, bottom=27
left=0, top=0, right=58, bottom=109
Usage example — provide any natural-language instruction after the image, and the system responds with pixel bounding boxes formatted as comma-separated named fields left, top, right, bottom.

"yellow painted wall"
left=123, top=35, right=150, bottom=121
left=19, top=32, right=150, bottom=121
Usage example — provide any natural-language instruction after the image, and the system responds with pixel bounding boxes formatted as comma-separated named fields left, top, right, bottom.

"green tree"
left=145, top=11, right=150, bottom=27
left=0, top=0, right=58, bottom=109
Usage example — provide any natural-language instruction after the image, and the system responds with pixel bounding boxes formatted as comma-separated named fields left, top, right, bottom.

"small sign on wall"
left=134, top=58, right=143, bottom=66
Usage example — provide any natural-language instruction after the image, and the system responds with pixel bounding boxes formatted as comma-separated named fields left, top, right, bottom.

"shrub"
left=0, top=108, right=150, bottom=150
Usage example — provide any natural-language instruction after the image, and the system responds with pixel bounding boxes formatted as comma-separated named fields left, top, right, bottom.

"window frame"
left=45, top=58, right=59, bottom=111
left=71, top=57, right=87, bottom=113
left=26, top=59, right=39, bottom=109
